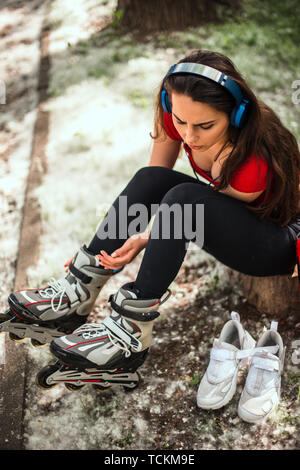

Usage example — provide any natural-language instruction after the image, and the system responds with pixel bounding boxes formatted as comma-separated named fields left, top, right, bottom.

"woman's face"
left=171, top=92, right=230, bottom=151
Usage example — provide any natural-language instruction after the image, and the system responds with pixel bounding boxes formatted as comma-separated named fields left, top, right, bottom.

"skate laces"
left=75, top=323, right=132, bottom=358
left=39, top=277, right=75, bottom=313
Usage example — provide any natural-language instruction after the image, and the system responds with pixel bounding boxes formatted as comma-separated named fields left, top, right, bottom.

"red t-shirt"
left=163, top=112, right=270, bottom=202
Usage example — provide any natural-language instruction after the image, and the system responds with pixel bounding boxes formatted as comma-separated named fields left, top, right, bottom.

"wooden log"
left=236, top=272, right=300, bottom=319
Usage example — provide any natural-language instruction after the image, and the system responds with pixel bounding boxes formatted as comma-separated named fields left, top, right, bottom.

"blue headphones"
left=161, top=62, right=250, bottom=129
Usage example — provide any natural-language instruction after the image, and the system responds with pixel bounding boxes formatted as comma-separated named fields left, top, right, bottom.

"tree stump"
left=236, top=272, right=300, bottom=319
left=115, top=0, right=242, bottom=35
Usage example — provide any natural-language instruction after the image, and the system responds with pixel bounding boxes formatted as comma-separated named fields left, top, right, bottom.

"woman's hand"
left=97, top=232, right=150, bottom=270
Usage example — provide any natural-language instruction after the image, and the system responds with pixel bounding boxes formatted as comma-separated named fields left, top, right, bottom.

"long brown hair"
left=153, top=50, right=300, bottom=226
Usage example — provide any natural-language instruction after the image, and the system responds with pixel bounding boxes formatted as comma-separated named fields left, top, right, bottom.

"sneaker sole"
left=197, top=368, right=239, bottom=410
left=237, top=403, right=278, bottom=424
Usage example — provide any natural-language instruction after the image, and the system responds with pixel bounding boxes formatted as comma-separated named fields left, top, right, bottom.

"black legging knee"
left=88, top=166, right=296, bottom=298
left=89, top=166, right=198, bottom=254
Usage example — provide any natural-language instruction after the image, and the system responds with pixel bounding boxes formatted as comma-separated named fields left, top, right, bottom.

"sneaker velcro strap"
left=210, top=348, right=236, bottom=361
left=102, top=316, right=142, bottom=352
left=252, top=356, right=279, bottom=371
left=210, top=345, right=279, bottom=362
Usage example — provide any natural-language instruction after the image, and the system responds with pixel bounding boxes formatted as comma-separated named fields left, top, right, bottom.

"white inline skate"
left=0, top=245, right=120, bottom=347
left=35, top=283, right=171, bottom=392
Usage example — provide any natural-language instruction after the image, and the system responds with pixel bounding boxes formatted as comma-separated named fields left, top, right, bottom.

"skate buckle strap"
left=109, top=288, right=171, bottom=322
left=102, top=316, right=142, bottom=352
left=109, top=295, right=160, bottom=322
left=69, top=263, right=92, bottom=284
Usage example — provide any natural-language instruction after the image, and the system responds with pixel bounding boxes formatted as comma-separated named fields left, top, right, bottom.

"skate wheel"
left=35, top=363, right=60, bottom=390
left=93, top=384, right=111, bottom=393
left=9, top=332, right=25, bottom=342
left=122, top=372, right=141, bottom=393
left=65, top=383, right=85, bottom=392
left=31, top=338, right=47, bottom=348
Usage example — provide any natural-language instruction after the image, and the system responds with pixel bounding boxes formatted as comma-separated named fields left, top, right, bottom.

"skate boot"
left=0, top=245, right=120, bottom=347
left=35, top=282, right=171, bottom=392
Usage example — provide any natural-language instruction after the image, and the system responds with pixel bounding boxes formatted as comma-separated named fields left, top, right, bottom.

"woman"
left=3, top=50, right=299, bottom=407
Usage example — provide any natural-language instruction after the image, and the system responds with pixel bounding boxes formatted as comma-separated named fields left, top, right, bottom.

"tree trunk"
left=116, top=0, right=242, bottom=35
left=236, top=272, right=300, bottom=319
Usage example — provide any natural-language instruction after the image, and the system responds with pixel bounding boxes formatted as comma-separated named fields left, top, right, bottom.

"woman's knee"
left=132, top=166, right=173, bottom=183
left=161, top=182, right=215, bottom=206
left=127, top=166, right=182, bottom=197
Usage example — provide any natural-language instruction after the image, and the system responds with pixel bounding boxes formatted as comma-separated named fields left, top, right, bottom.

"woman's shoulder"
left=229, top=152, right=271, bottom=193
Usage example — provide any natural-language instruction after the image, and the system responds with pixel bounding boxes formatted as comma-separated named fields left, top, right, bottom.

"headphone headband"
left=166, top=63, right=243, bottom=105
left=162, top=62, right=249, bottom=128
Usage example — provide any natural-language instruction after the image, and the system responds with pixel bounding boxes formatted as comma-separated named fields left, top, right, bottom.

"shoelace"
left=39, top=277, right=71, bottom=313
left=74, top=322, right=132, bottom=358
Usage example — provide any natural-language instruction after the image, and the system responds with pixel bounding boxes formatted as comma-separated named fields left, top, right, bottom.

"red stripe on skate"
left=56, top=379, right=102, bottom=383
left=66, top=336, right=108, bottom=349
left=24, top=299, right=68, bottom=306
left=81, top=379, right=101, bottom=383
left=16, top=286, right=61, bottom=292
left=149, top=301, right=160, bottom=307
left=132, top=322, right=140, bottom=332
left=85, top=370, right=104, bottom=374
left=15, top=286, right=49, bottom=292
left=10, top=306, right=26, bottom=321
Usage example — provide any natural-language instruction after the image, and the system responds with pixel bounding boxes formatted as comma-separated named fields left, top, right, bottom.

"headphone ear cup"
left=161, top=88, right=172, bottom=114
left=230, top=99, right=249, bottom=128
left=230, top=106, right=239, bottom=127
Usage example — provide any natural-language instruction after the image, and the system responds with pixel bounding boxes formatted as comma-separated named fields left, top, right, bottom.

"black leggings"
left=88, top=166, right=296, bottom=299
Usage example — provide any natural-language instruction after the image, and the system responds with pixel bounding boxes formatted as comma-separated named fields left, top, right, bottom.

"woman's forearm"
left=139, top=231, right=150, bottom=247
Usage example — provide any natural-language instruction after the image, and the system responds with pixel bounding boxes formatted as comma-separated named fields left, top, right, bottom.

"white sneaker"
left=197, top=312, right=256, bottom=410
left=238, top=321, right=285, bottom=424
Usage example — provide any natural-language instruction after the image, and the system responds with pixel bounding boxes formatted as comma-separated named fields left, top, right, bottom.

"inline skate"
left=35, top=282, right=171, bottom=392
left=0, top=245, right=120, bottom=347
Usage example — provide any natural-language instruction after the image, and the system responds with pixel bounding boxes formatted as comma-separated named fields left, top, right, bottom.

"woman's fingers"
left=97, top=250, right=129, bottom=269
left=96, top=237, right=138, bottom=270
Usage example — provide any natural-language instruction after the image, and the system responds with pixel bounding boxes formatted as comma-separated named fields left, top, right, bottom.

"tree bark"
left=116, top=0, right=242, bottom=35
left=236, top=272, right=300, bottom=319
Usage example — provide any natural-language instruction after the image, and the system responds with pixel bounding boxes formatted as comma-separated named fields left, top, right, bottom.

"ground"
left=0, top=0, right=299, bottom=450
